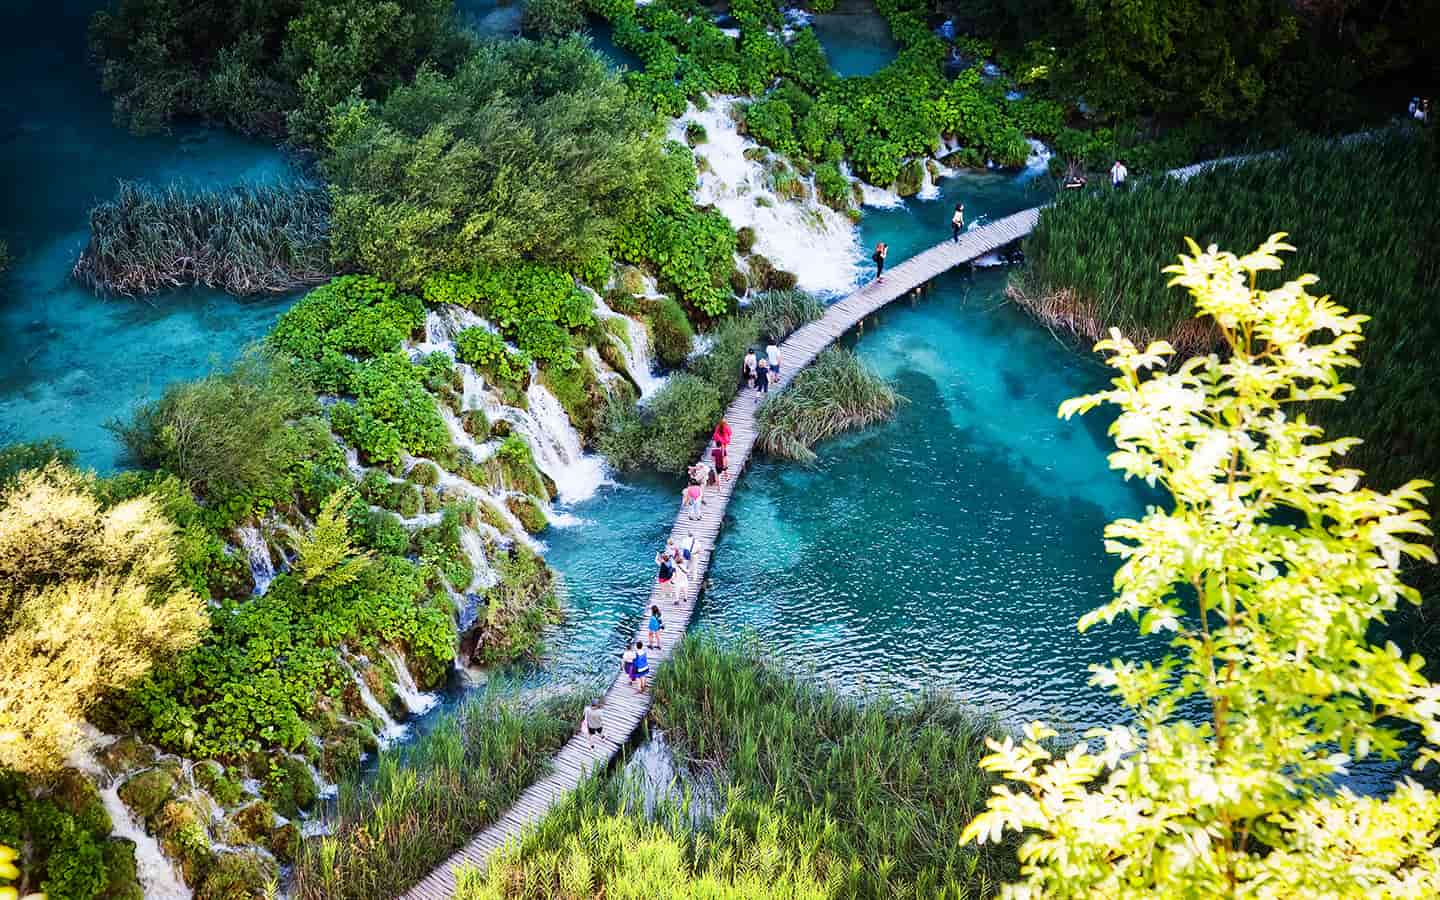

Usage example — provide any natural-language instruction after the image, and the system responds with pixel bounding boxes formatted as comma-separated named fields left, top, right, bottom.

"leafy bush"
left=687, top=314, right=761, bottom=397
left=522, top=0, right=584, bottom=37
left=454, top=328, right=530, bottom=385
left=111, top=349, right=317, bottom=505
left=684, top=120, right=707, bottom=146
left=0, top=770, right=127, bottom=900
left=599, top=373, right=721, bottom=473
left=73, top=179, right=332, bottom=297
left=755, top=348, right=901, bottom=463
left=330, top=354, right=450, bottom=465
left=271, top=275, right=425, bottom=386
left=735, top=225, right=756, bottom=253
left=324, top=37, right=672, bottom=285
left=0, top=440, right=76, bottom=488
left=645, top=296, right=694, bottom=367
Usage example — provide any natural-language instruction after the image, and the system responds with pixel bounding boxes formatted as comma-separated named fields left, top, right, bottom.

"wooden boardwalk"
left=397, top=208, right=1039, bottom=900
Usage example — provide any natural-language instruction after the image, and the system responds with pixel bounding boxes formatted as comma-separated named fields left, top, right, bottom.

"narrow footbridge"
left=398, top=207, right=1041, bottom=899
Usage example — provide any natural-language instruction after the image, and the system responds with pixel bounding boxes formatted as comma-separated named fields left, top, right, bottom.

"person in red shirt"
left=711, top=442, right=728, bottom=482
left=712, top=418, right=731, bottom=449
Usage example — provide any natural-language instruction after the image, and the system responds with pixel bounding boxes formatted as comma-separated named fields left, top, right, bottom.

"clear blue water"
left=0, top=0, right=294, bottom=471
left=810, top=3, right=899, bottom=79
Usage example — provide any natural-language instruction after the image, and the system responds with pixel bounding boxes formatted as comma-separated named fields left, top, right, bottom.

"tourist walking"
left=872, top=242, right=888, bottom=282
left=1110, top=159, right=1128, bottom=191
left=711, top=442, right=729, bottom=482
left=766, top=341, right=781, bottom=376
left=756, top=357, right=771, bottom=397
left=713, top=417, right=732, bottom=450
left=632, top=641, right=651, bottom=693
left=951, top=202, right=965, bottom=241
left=672, top=561, right=690, bottom=605
left=655, top=549, right=676, bottom=600
left=622, top=644, right=638, bottom=690
left=682, top=481, right=704, bottom=520
left=648, top=605, right=663, bottom=650
left=580, top=696, right=605, bottom=749
left=742, top=349, right=758, bottom=389
left=679, top=532, right=697, bottom=571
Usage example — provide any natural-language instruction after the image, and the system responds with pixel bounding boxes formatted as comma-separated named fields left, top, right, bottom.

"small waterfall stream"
left=590, top=290, right=667, bottom=398
left=70, top=735, right=193, bottom=900
left=380, top=647, right=440, bottom=717
left=338, top=656, right=408, bottom=746
left=236, top=525, right=274, bottom=596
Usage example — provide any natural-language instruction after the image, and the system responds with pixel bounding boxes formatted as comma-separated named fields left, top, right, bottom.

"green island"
left=1, top=0, right=1438, bottom=897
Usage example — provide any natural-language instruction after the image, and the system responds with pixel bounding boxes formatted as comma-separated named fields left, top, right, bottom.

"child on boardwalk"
left=622, top=645, right=637, bottom=690
left=742, top=349, right=757, bottom=389
left=756, top=357, right=771, bottom=396
left=648, top=605, right=663, bottom=649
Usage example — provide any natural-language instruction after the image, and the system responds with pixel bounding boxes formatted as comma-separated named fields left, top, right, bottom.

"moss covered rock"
left=118, top=768, right=175, bottom=822
left=506, top=495, right=549, bottom=534
left=104, top=839, right=145, bottom=900
left=195, top=849, right=279, bottom=900
left=409, top=460, right=440, bottom=486
left=52, top=769, right=110, bottom=835
left=230, top=800, right=276, bottom=843
left=98, top=735, right=156, bottom=776
left=262, top=757, right=317, bottom=819
left=618, top=264, right=647, bottom=296
left=896, top=158, right=926, bottom=197
left=193, top=761, right=246, bottom=809
left=156, top=799, right=216, bottom=886
left=736, top=225, right=756, bottom=254
left=268, top=821, right=302, bottom=866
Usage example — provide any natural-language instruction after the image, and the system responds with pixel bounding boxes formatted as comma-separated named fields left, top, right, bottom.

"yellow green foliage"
left=965, top=235, right=1440, bottom=895
left=287, top=488, right=372, bottom=590
left=0, top=465, right=207, bottom=776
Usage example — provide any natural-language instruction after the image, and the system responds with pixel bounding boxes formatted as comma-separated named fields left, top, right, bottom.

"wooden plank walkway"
left=397, top=208, right=1039, bottom=900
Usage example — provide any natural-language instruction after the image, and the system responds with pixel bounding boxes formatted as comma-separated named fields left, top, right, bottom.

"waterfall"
left=338, top=656, right=408, bottom=746
left=1021, top=138, right=1053, bottom=181
left=476, top=381, right=607, bottom=506
left=671, top=98, right=864, bottom=296
left=590, top=290, right=666, bottom=399
left=236, top=525, right=274, bottom=596
left=379, top=647, right=439, bottom=717
left=459, top=527, right=498, bottom=591
left=432, top=467, right=543, bottom=553
left=413, top=305, right=495, bottom=358
left=916, top=160, right=939, bottom=200
left=69, top=734, right=193, bottom=900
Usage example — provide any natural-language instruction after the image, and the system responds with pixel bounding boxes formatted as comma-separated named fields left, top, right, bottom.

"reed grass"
left=1018, top=128, right=1440, bottom=497
left=73, top=179, right=332, bottom=296
left=756, top=347, right=903, bottom=463
left=746, top=288, right=824, bottom=342
left=290, top=688, right=584, bottom=900
left=460, top=636, right=1018, bottom=899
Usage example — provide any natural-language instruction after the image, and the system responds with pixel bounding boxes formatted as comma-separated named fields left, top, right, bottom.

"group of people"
left=578, top=416, right=740, bottom=747
left=1411, top=97, right=1432, bottom=124
left=742, top=343, right=783, bottom=396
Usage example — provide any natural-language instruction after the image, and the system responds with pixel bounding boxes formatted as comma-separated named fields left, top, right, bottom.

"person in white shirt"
left=951, top=202, right=965, bottom=241
left=766, top=342, right=781, bottom=376
left=1110, top=159, right=1129, bottom=191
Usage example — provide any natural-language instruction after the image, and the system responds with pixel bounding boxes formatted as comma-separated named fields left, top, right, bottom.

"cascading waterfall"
left=476, top=380, right=608, bottom=506
left=380, top=646, right=439, bottom=717
left=70, top=734, right=193, bottom=900
left=590, top=291, right=666, bottom=399
left=236, top=525, right=274, bottom=596
left=433, top=466, right=544, bottom=553
left=338, top=656, right=408, bottom=746
left=459, top=527, right=498, bottom=592
left=671, top=98, right=864, bottom=295
left=1022, top=138, right=1053, bottom=181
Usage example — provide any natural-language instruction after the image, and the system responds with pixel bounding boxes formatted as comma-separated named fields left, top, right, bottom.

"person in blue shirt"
left=647, top=605, right=663, bottom=650
left=631, top=640, right=650, bottom=693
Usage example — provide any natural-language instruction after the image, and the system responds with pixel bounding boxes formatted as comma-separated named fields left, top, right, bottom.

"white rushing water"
left=70, top=732, right=193, bottom=900
left=380, top=646, right=440, bottom=717
left=338, top=656, right=408, bottom=746
left=590, top=291, right=667, bottom=399
left=1021, top=138, right=1053, bottom=182
left=236, top=525, right=274, bottom=596
left=672, top=98, right=865, bottom=296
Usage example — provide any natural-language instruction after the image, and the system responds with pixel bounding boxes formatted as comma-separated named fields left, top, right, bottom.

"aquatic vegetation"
left=969, top=236, right=1440, bottom=895
left=291, top=689, right=583, bottom=900
left=0, top=465, right=207, bottom=777
left=272, top=275, right=425, bottom=371
left=0, top=771, right=143, bottom=899
left=1019, top=132, right=1440, bottom=500
left=72, top=180, right=332, bottom=297
left=464, top=636, right=1017, bottom=898
left=755, top=348, right=901, bottom=463
left=745, top=289, right=823, bottom=342
left=111, top=348, right=318, bottom=504
left=324, top=37, right=672, bottom=286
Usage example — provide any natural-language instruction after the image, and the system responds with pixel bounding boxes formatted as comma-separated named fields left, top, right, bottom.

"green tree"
left=0, top=466, right=207, bottom=776
left=964, top=235, right=1440, bottom=894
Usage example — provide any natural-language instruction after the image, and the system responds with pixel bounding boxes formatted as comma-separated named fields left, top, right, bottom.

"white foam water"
left=590, top=290, right=666, bottom=398
left=380, top=646, right=439, bottom=717
left=339, top=656, right=408, bottom=746
left=236, top=525, right=274, bottom=596
left=70, top=732, right=193, bottom=900
left=1021, top=138, right=1053, bottom=182
left=672, top=98, right=864, bottom=296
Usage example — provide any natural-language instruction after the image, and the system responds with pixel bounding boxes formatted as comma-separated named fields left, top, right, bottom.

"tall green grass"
left=746, top=289, right=824, bottom=342
left=756, top=348, right=903, bottom=463
left=459, top=636, right=1018, bottom=899
left=1019, top=129, right=1440, bottom=497
left=291, top=689, right=583, bottom=900
left=73, top=179, right=332, bottom=296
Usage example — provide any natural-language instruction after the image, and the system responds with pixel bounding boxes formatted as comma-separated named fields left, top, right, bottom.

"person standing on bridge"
left=713, top=417, right=732, bottom=451
left=581, top=696, right=605, bottom=749
left=632, top=641, right=651, bottom=693
left=656, top=549, right=676, bottom=602
left=766, top=341, right=781, bottom=376
left=648, top=605, right=664, bottom=650
left=872, top=242, right=888, bottom=283
left=742, top=348, right=758, bottom=389
left=1110, top=158, right=1129, bottom=191
left=951, top=202, right=965, bottom=241
left=756, top=356, right=771, bottom=397
left=682, top=481, right=705, bottom=521
left=711, top=441, right=729, bottom=482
